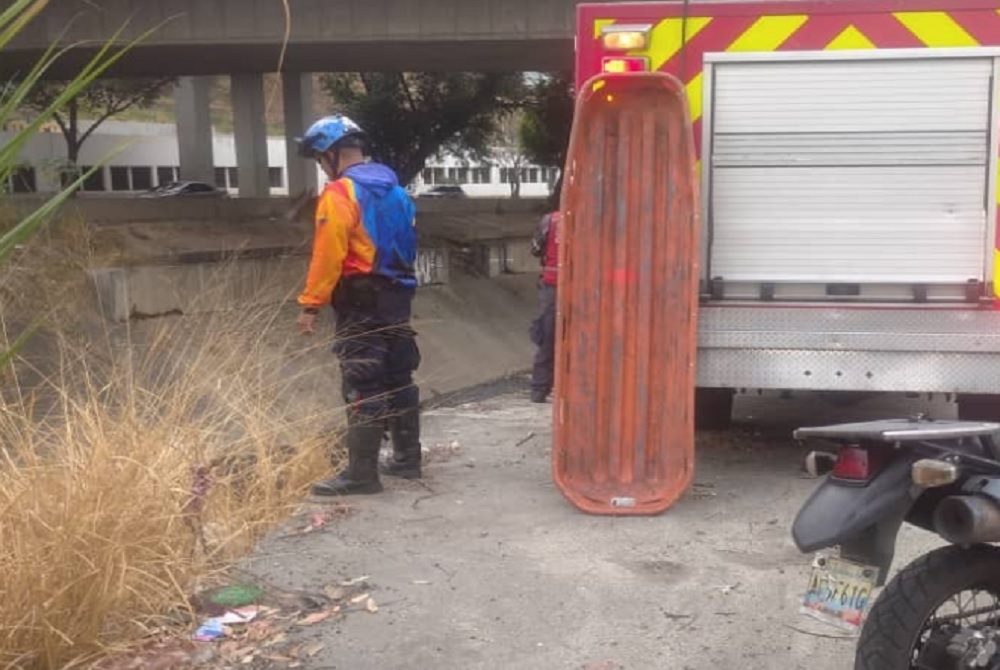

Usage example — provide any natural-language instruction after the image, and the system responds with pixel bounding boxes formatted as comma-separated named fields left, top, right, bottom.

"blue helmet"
left=297, top=114, right=366, bottom=158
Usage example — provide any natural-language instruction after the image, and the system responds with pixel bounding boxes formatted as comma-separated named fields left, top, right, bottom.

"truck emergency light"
left=602, top=57, right=649, bottom=74
left=600, top=24, right=652, bottom=51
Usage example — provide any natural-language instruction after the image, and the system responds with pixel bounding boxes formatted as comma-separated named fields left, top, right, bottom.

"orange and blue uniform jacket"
left=298, top=163, right=418, bottom=309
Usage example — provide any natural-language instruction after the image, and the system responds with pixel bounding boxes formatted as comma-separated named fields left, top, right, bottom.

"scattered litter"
left=515, top=431, right=536, bottom=447
left=283, top=512, right=328, bottom=538
left=303, top=642, right=326, bottom=658
left=718, top=583, right=742, bottom=595
left=114, top=579, right=376, bottom=666
left=208, top=584, right=264, bottom=609
left=296, top=607, right=340, bottom=626
left=193, top=619, right=229, bottom=641
left=323, top=584, right=347, bottom=601
left=273, top=590, right=327, bottom=612
left=193, top=606, right=264, bottom=641
left=216, top=606, right=263, bottom=625
left=412, top=580, right=433, bottom=585
left=283, top=504, right=354, bottom=538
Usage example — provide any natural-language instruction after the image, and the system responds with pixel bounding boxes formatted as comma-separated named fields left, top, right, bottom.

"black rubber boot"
left=379, top=407, right=422, bottom=479
left=530, top=390, right=549, bottom=404
left=312, top=424, right=385, bottom=496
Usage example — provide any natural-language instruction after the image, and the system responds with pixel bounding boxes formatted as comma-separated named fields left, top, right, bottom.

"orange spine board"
left=553, top=71, right=701, bottom=516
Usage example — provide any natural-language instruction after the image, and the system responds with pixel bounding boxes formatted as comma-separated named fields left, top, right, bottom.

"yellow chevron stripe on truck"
left=894, top=12, right=978, bottom=47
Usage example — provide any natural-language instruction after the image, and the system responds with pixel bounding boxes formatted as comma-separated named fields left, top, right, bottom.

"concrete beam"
left=231, top=74, right=270, bottom=198
left=0, top=0, right=630, bottom=77
left=282, top=73, right=319, bottom=198
left=175, top=77, right=214, bottom=183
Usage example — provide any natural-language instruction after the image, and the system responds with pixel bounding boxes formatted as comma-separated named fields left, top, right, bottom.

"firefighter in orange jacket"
left=296, top=115, right=422, bottom=496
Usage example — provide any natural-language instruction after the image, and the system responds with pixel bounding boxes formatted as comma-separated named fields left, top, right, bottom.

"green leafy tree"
left=0, top=0, right=156, bottom=366
left=519, top=72, right=574, bottom=202
left=320, top=72, right=524, bottom=186
left=19, top=76, right=174, bottom=183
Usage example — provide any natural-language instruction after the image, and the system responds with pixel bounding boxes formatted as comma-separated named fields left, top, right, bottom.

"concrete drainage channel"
left=89, top=237, right=536, bottom=320
left=88, top=238, right=543, bottom=401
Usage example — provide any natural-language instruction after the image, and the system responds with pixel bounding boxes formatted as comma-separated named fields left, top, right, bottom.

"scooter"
left=791, top=416, right=1000, bottom=670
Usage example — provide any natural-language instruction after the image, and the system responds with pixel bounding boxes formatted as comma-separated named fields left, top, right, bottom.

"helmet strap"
left=332, top=146, right=343, bottom=177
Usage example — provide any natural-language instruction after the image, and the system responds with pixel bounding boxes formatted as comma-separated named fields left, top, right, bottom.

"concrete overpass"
left=2, top=0, right=637, bottom=77
left=6, top=0, right=673, bottom=199
left=5, top=0, right=638, bottom=199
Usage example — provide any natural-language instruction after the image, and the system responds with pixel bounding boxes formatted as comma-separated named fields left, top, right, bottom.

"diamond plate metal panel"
left=697, top=306, right=1000, bottom=392
left=699, top=306, right=1000, bottom=352
left=697, top=348, right=1000, bottom=394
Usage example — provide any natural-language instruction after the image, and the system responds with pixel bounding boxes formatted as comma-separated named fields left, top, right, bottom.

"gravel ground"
left=244, top=385, right=948, bottom=670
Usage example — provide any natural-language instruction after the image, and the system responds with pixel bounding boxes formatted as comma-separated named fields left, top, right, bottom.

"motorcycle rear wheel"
left=856, top=544, right=1000, bottom=670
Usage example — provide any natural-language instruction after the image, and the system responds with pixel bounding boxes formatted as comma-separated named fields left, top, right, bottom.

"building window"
left=527, top=168, right=540, bottom=184
left=421, top=168, right=432, bottom=185
left=81, top=166, right=105, bottom=192
left=214, top=167, right=228, bottom=188
left=227, top=167, right=239, bottom=189
left=130, top=166, right=152, bottom=191
left=110, top=166, right=130, bottom=191
left=268, top=167, right=284, bottom=189
left=8, top=166, right=36, bottom=193
left=500, top=168, right=510, bottom=184
left=431, top=167, right=445, bottom=184
left=157, top=166, right=178, bottom=186
left=471, top=167, right=491, bottom=184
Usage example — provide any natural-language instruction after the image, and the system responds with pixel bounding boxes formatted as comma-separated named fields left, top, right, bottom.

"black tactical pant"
left=529, top=283, right=557, bottom=397
left=332, top=277, right=420, bottom=425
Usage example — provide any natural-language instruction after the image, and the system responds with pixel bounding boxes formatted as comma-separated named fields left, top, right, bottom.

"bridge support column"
left=283, top=73, right=319, bottom=198
left=231, top=73, right=270, bottom=198
left=175, top=77, right=215, bottom=185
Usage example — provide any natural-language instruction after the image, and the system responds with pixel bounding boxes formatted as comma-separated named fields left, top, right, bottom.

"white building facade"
left=2, top=120, right=556, bottom=199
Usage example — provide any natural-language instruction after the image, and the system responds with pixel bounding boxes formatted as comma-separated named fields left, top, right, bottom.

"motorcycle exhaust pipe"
left=934, top=495, right=1000, bottom=545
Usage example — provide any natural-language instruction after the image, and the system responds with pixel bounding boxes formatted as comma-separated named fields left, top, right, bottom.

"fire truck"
left=575, top=0, right=1000, bottom=427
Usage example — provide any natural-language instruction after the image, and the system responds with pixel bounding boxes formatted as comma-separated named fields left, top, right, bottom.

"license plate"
left=801, top=554, right=879, bottom=631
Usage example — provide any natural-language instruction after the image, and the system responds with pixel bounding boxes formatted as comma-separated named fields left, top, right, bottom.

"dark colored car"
left=139, top=181, right=228, bottom=198
left=419, top=185, right=467, bottom=199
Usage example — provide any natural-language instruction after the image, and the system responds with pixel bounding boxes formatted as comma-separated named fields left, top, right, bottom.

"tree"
left=519, top=72, right=574, bottom=202
left=319, top=72, right=524, bottom=186
left=492, top=112, right=527, bottom=198
left=20, top=77, right=174, bottom=182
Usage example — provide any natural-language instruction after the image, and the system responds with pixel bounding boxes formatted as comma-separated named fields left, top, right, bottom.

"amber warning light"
left=601, top=24, right=652, bottom=51
left=602, top=57, right=649, bottom=74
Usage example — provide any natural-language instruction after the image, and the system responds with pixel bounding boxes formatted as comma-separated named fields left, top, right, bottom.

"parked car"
left=419, top=185, right=467, bottom=199
left=139, top=181, right=227, bottom=198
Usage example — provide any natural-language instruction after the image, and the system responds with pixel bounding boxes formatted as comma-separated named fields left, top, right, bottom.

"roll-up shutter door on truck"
left=708, top=55, right=993, bottom=295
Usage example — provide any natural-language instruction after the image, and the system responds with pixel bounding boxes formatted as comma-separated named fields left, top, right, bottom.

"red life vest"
left=542, top=212, right=561, bottom=287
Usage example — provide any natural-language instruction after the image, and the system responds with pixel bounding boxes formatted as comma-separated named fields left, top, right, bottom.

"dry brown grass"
left=0, top=226, right=341, bottom=669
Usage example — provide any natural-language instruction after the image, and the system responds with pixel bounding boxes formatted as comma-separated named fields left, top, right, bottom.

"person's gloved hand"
left=297, top=308, right=319, bottom=334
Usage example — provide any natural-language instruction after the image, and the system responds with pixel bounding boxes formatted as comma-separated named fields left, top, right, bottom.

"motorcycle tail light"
left=832, top=445, right=887, bottom=482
